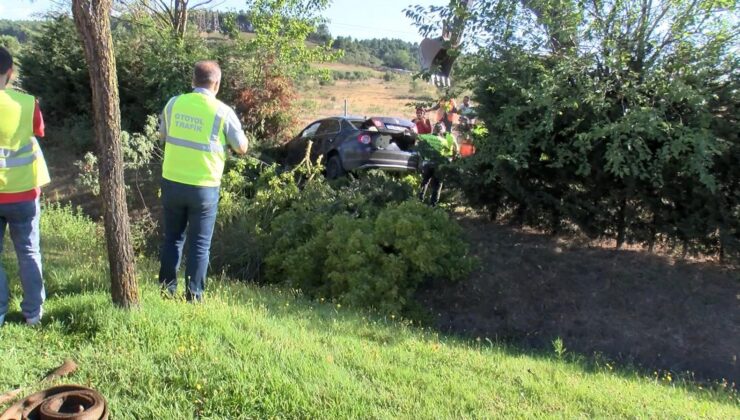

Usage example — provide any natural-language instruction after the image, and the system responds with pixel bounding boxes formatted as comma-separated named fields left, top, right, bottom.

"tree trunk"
left=72, top=0, right=139, bottom=308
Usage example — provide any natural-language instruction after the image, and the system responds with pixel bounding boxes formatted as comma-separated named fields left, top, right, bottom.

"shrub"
left=0, top=35, right=21, bottom=55
left=416, top=0, right=739, bottom=259
left=20, top=16, right=90, bottom=126
left=211, top=159, right=473, bottom=314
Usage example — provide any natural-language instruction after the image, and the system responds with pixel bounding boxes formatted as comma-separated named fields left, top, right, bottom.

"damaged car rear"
left=285, top=116, right=420, bottom=179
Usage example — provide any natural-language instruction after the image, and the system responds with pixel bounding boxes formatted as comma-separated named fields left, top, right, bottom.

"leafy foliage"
left=411, top=0, right=739, bottom=260
left=19, top=16, right=91, bottom=124
left=217, top=0, right=340, bottom=144
left=21, top=0, right=337, bottom=152
left=0, top=19, right=42, bottom=43
left=73, top=115, right=161, bottom=198
left=0, top=35, right=21, bottom=56
left=212, top=157, right=473, bottom=314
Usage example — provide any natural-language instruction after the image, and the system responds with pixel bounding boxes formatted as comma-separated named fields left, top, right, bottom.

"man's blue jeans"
left=0, top=198, right=44, bottom=326
left=158, top=179, right=219, bottom=301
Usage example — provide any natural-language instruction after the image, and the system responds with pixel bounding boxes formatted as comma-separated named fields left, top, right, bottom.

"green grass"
left=0, top=206, right=738, bottom=418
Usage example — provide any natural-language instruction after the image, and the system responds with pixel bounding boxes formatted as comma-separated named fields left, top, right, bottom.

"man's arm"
left=223, top=108, right=248, bottom=155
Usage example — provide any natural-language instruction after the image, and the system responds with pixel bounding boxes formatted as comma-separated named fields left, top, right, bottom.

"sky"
left=0, top=0, right=444, bottom=43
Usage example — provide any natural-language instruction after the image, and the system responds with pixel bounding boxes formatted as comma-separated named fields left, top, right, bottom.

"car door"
left=287, top=121, right=321, bottom=165
left=311, top=119, right=342, bottom=161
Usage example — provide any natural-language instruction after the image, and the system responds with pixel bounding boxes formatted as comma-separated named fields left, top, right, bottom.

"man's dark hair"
left=0, top=47, right=13, bottom=75
left=193, top=60, right=221, bottom=88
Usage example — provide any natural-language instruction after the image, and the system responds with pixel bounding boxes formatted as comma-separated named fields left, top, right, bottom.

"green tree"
left=217, top=0, right=340, bottom=142
left=20, top=16, right=91, bottom=124
left=410, top=0, right=739, bottom=257
left=0, top=35, right=21, bottom=56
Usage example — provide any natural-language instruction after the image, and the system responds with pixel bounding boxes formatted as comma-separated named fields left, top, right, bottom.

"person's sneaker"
left=25, top=307, right=43, bottom=326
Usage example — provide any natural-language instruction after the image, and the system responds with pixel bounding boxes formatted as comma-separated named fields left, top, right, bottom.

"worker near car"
left=0, top=47, right=51, bottom=327
left=158, top=60, right=248, bottom=302
left=415, top=122, right=458, bottom=206
left=412, top=106, right=433, bottom=134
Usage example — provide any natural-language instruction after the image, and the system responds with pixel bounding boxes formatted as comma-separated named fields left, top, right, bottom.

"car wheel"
left=325, top=154, right=346, bottom=180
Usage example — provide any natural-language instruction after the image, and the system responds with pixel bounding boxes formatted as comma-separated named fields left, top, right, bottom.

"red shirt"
left=414, top=118, right=432, bottom=134
left=0, top=100, right=45, bottom=204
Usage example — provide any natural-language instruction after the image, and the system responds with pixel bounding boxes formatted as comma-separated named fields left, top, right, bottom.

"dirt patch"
left=418, top=213, right=740, bottom=383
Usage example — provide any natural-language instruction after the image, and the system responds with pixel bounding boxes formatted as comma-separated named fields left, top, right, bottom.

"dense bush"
left=115, top=21, right=210, bottom=131
left=0, top=35, right=21, bottom=55
left=414, top=0, right=739, bottom=260
left=212, top=159, right=473, bottom=314
left=20, top=16, right=91, bottom=125
left=266, top=200, right=470, bottom=313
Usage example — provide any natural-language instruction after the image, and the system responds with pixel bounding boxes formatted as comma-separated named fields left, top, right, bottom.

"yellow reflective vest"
left=162, top=92, right=229, bottom=187
left=0, top=90, right=50, bottom=193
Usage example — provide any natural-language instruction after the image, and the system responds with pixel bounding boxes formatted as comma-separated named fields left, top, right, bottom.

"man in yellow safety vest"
left=158, top=60, right=248, bottom=302
left=415, top=122, right=458, bottom=206
left=0, top=47, right=51, bottom=327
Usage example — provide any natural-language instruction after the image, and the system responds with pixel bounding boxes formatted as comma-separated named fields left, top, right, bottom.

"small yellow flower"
left=336, top=304, right=341, bottom=309
left=195, top=384, right=202, bottom=390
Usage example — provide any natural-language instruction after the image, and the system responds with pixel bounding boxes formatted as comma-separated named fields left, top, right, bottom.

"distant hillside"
left=0, top=20, right=43, bottom=43
left=307, top=24, right=420, bottom=72
left=331, top=36, right=420, bottom=72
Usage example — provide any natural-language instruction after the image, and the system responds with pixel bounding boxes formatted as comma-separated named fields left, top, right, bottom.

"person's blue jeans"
left=0, top=198, right=44, bottom=326
left=158, top=179, right=219, bottom=301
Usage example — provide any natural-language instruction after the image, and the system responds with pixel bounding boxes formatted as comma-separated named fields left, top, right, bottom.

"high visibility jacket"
left=162, top=92, right=230, bottom=187
left=416, top=133, right=457, bottom=161
left=0, top=90, right=50, bottom=193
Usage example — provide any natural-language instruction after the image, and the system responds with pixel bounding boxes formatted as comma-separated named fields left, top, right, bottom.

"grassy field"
left=296, top=68, right=439, bottom=128
left=0, top=206, right=737, bottom=418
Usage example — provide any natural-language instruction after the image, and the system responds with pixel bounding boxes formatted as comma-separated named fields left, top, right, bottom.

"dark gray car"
left=285, top=116, right=420, bottom=179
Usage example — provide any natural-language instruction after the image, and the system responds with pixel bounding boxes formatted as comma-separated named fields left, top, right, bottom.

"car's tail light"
left=358, top=134, right=372, bottom=145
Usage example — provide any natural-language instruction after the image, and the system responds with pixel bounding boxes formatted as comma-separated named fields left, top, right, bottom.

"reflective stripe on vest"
left=161, top=92, right=229, bottom=187
left=0, top=150, right=43, bottom=168
left=0, top=90, right=51, bottom=193
left=0, top=141, right=34, bottom=158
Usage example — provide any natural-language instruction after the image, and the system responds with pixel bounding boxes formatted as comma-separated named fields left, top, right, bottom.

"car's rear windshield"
left=347, top=119, right=365, bottom=129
